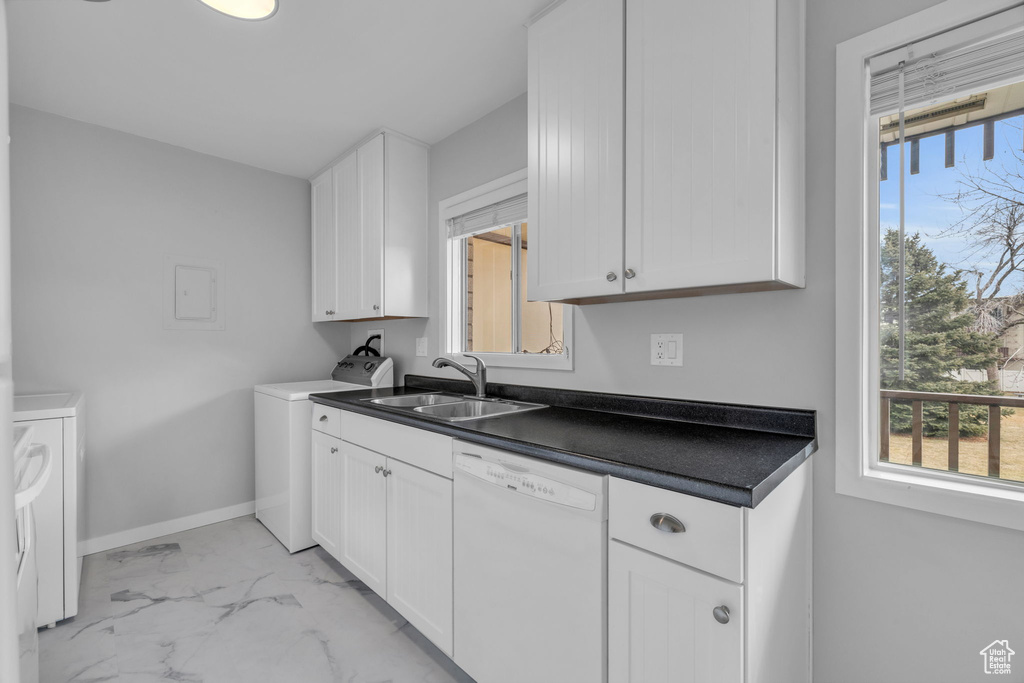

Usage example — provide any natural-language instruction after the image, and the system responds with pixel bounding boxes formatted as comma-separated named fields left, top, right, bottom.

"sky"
left=879, top=115, right=1024, bottom=297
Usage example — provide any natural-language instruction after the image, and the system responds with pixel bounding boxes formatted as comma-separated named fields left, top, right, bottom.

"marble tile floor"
left=39, top=515, right=475, bottom=683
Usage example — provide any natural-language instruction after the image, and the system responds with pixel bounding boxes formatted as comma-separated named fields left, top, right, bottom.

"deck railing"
left=880, top=389, right=1024, bottom=477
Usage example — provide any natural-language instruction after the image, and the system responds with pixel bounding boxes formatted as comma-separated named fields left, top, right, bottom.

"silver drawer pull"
left=375, top=465, right=383, bottom=474
left=713, top=605, right=731, bottom=624
left=382, top=468, right=392, bottom=477
left=650, top=513, right=686, bottom=534
left=330, top=447, right=338, bottom=454
left=319, top=415, right=328, bottom=422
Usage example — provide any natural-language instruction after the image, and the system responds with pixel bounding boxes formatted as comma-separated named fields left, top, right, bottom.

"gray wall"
left=350, top=4, right=1024, bottom=681
left=11, top=106, right=350, bottom=542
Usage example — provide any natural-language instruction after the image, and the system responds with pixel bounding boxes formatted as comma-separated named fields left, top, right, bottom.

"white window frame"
left=438, top=169, right=573, bottom=370
left=835, top=0, right=1024, bottom=531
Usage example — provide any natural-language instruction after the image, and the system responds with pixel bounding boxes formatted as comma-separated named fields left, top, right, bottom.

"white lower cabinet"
left=312, top=407, right=810, bottom=682
left=310, top=430, right=345, bottom=560
left=311, top=408, right=454, bottom=656
left=608, top=463, right=812, bottom=683
left=385, top=457, right=453, bottom=650
left=609, top=541, right=743, bottom=683
left=337, top=441, right=388, bottom=597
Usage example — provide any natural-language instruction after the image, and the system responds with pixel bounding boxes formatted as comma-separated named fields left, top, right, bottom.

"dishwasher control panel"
left=455, top=455, right=597, bottom=511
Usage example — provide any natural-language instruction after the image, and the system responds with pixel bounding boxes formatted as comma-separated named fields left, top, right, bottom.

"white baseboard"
left=78, top=500, right=256, bottom=556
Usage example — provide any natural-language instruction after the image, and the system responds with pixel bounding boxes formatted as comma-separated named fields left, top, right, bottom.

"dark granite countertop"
left=309, top=375, right=817, bottom=508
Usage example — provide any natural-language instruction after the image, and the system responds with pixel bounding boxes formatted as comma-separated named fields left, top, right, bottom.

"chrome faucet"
left=433, top=354, right=488, bottom=398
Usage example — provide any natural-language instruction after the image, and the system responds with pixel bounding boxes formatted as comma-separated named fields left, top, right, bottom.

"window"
left=836, top=0, right=1024, bottom=531
left=439, top=170, right=572, bottom=370
left=877, top=81, right=1024, bottom=483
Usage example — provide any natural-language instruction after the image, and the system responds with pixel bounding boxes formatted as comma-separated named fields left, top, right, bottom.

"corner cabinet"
left=310, top=130, right=428, bottom=322
left=608, top=463, right=812, bottom=683
left=527, top=0, right=805, bottom=304
left=310, top=406, right=454, bottom=656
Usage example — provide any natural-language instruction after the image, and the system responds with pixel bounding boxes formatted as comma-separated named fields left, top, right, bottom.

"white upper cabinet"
left=527, top=0, right=625, bottom=302
left=310, top=130, right=428, bottom=322
left=527, top=0, right=805, bottom=304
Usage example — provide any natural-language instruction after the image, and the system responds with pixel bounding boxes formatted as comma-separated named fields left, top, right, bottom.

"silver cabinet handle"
left=624, top=268, right=636, bottom=279
left=319, top=415, right=328, bottom=422
left=330, top=447, right=338, bottom=454
left=713, top=606, right=731, bottom=624
left=606, top=271, right=617, bottom=282
left=382, top=468, right=391, bottom=477
left=372, top=304, right=380, bottom=311
left=650, top=513, right=686, bottom=533
left=374, top=465, right=383, bottom=474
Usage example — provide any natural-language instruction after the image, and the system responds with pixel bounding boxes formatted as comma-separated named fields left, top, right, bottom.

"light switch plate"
left=416, top=337, right=428, bottom=357
left=651, top=333, right=683, bottom=366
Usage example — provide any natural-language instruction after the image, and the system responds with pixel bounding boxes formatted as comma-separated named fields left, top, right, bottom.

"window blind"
left=869, top=7, right=1024, bottom=115
left=447, top=193, right=528, bottom=239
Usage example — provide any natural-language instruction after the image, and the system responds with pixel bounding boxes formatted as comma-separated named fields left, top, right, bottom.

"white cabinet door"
left=310, top=168, right=337, bottom=321
left=385, top=458, right=453, bottom=656
left=333, top=151, right=361, bottom=321
left=356, top=133, right=385, bottom=317
left=624, top=0, right=778, bottom=293
left=527, top=0, right=625, bottom=302
left=335, top=134, right=384, bottom=320
left=339, top=441, right=388, bottom=598
left=311, top=430, right=343, bottom=560
left=609, top=540, right=743, bottom=683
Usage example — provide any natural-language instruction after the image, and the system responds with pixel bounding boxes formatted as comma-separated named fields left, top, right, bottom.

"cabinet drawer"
left=609, top=477, right=743, bottom=583
left=340, top=411, right=453, bottom=479
left=311, top=405, right=342, bottom=438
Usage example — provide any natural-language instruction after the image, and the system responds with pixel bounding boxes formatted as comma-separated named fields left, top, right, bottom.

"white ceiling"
left=6, top=0, right=548, bottom=178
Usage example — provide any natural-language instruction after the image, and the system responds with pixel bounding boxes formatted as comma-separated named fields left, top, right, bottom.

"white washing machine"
left=254, top=356, right=393, bottom=552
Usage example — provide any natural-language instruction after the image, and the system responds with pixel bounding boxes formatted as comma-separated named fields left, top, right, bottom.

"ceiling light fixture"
left=197, top=0, right=278, bottom=21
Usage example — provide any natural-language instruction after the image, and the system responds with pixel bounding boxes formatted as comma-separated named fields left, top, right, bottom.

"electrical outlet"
left=651, top=333, right=683, bottom=366
left=368, top=328, right=385, bottom=356
left=415, top=337, right=428, bottom=357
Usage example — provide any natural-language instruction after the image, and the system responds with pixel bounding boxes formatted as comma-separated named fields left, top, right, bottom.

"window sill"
left=836, top=453, right=1024, bottom=533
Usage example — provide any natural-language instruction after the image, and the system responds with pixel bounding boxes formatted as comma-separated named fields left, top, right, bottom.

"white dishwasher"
left=453, top=441, right=607, bottom=683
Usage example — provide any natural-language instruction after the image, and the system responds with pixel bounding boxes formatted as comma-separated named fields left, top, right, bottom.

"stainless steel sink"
left=367, top=393, right=464, bottom=408
left=413, top=398, right=546, bottom=422
left=365, top=392, right=546, bottom=422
